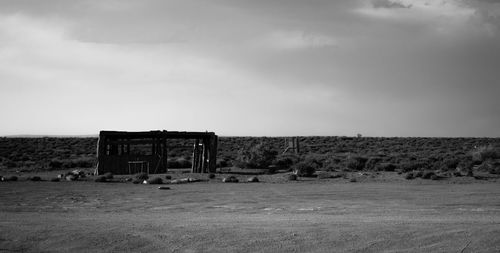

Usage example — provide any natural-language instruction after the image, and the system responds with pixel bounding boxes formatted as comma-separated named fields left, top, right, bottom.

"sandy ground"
left=0, top=173, right=499, bottom=252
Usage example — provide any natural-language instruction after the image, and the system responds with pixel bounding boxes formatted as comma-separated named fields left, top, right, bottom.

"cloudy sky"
left=0, top=0, right=499, bottom=137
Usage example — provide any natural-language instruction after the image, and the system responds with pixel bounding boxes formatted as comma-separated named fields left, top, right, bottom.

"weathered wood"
left=97, top=130, right=218, bottom=175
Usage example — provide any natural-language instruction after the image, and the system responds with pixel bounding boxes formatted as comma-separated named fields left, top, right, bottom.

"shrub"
left=292, top=161, right=316, bottom=177
left=349, top=177, right=358, bottom=183
left=50, top=178, right=60, bottom=182
left=364, top=157, right=383, bottom=170
left=165, top=175, right=172, bottom=180
left=273, top=154, right=300, bottom=170
left=28, top=176, right=42, bottom=181
left=288, top=174, right=298, bottom=181
left=134, top=172, right=149, bottom=181
left=422, top=171, right=436, bottom=179
left=233, top=143, right=278, bottom=169
left=430, top=174, right=441, bottom=180
left=414, top=171, right=424, bottom=178
left=375, top=163, right=397, bottom=172
left=167, top=158, right=192, bottom=168
left=471, top=145, right=499, bottom=162
left=94, top=176, right=107, bottom=182
left=345, top=155, right=368, bottom=171
left=399, top=161, right=428, bottom=173
left=103, top=172, right=113, bottom=180
left=405, top=173, right=415, bottom=180
left=208, top=173, right=216, bottom=179
left=146, top=177, right=163, bottom=184
left=49, top=159, right=63, bottom=169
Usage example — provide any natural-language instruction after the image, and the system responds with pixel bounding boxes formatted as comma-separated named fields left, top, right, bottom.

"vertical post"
left=208, top=135, right=218, bottom=173
left=96, top=132, right=106, bottom=175
left=295, top=137, right=300, bottom=154
left=162, top=136, right=168, bottom=173
left=191, top=139, right=200, bottom=173
left=201, top=138, right=208, bottom=173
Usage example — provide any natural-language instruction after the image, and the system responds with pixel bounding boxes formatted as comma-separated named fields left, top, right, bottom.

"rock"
left=247, top=176, right=259, bottom=183
left=103, top=172, right=113, bottom=180
left=165, top=175, right=172, bottom=180
left=158, top=186, right=171, bottom=190
left=50, top=178, right=60, bottom=182
left=146, top=177, right=163, bottom=184
left=222, top=176, right=239, bottom=183
left=65, top=174, right=77, bottom=181
left=288, top=174, right=298, bottom=181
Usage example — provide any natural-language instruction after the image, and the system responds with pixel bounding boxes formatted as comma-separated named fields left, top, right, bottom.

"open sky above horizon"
left=0, top=0, right=499, bottom=137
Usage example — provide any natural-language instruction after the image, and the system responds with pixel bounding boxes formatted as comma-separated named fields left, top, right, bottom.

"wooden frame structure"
left=96, top=130, right=218, bottom=175
left=283, top=137, right=300, bottom=154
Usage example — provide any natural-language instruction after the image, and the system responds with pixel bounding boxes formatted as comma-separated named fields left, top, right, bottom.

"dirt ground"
left=0, top=172, right=499, bottom=253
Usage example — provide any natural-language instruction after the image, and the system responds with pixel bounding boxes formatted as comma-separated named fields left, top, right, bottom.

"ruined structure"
left=96, top=130, right=218, bottom=175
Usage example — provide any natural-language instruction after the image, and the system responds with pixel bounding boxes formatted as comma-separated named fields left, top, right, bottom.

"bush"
left=50, top=178, right=60, bottom=182
left=208, top=173, right=216, bottom=179
left=364, top=157, right=383, bottom=170
left=4, top=176, right=18, bottom=181
left=349, top=177, right=358, bottom=183
left=94, top=176, right=107, bottom=182
left=292, top=161, right=316, bottom=177
left=472, top=145, right=499, bottom=162
left=28, top=176, right=42, bottom=181
left=165, top=175, right=172, bottom=180
left=422, top=171, right=436, bottom=179
left=405, top=173, right=415, bottom=180
left=288, top=174, right=298, bottom=181
left=146, top=177, right=163, bottom=184
left=345, top=155, right=368, bottom=171
left=233, top=143, right=278, bottom=169
left=49, top=159, right=63, bottom=169
left=273, top=154, right=299, bottom=170
left=167, top=158, right=192, bottom=168
left=103, top=172, right=113, bottom=180
left=375, top=163, right=397, bottom=172
left=134, top=172, right=149, bottom=181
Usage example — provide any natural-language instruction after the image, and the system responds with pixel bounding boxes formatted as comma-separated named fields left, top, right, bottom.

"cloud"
left=372, top=0, right=411, bottom=9
left=256, top=30, right=337, bottom=50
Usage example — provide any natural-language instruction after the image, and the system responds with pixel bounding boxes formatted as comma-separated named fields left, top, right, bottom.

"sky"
left=0, top=0, right=499, bottom=137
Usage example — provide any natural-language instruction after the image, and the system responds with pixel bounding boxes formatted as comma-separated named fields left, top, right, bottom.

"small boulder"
left=103, top=172, right=113, bottom=180
left=65, top=174, right=77, bottom=181
left=247, top=176, right=259, bottom=183
left=222, top=176, right=239, bottom=183
left=165, top=175, right=172, bottom=180
left=208, top=173, right=216, bottom=179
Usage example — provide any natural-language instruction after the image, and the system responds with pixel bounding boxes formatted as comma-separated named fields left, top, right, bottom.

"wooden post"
left=191, top=139, right=200, bottom=173
left=208, top=135, right=218, bottom=173
left=96, top=132, right=107, bottom=175
left=201, top=139, right=208, bottom=173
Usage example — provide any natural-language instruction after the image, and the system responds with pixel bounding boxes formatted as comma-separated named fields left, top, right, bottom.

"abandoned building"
left=96, top=130, right=218, bottom=175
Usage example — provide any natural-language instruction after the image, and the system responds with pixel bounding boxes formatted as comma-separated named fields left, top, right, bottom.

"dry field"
left=1, top=173, right=499, bottom=253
